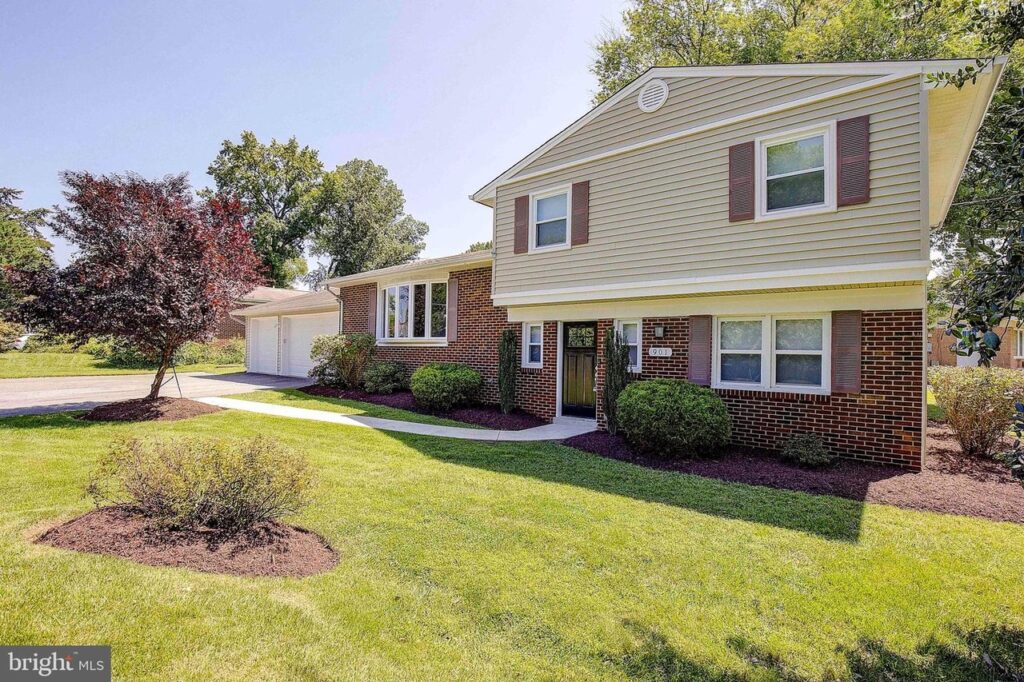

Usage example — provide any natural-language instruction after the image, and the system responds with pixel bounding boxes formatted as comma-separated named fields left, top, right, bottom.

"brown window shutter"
left=688, top=315, right=712, bottom=386
left=446, top=277, right=458, bottom=342
left=831, top=310, right=862, bottom=393
left=571, top=181, right=590, bottom=246
left=837, top=115, right=870, bottom=206
left=367, top=287, right=377, bottom=335
left=513, top=195, right=530, bottom=254
left=728, top=142, right=755, bottom=222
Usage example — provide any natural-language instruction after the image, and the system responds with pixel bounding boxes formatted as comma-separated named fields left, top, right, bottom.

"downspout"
left=324, top=282, right=343, bottom=333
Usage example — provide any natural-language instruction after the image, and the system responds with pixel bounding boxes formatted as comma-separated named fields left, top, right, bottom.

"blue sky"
left=1, top=0, right=625, bottom=273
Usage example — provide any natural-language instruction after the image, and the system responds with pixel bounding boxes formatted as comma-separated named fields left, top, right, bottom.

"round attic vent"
left=637, top=79, right=669, bottom=113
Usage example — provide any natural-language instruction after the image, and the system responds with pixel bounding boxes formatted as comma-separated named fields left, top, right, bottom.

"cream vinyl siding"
left=493, top=75, right=923, bottom=298
left=516, top=75, right=878, bottom=177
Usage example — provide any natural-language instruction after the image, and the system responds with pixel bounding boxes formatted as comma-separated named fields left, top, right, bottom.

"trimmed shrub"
left=603, top=326, right=631, bottom=435
left=363, top=361, right=407, bottom=394
left=617, top=379, right=731, bottom=458
left=87, top=434, right=313, bottom=531
left=498, top=329, right=517, bottom=414
left=410, top=362, right=483, bottom=411
left=780, top=432, right=832, bottom=468
left=0, top=319, right=24, bottom=351
left=929, top=366, right=1024, bottom=457
left=309, top=333, right=376, bottom=387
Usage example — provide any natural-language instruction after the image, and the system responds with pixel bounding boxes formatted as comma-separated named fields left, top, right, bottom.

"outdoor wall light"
left=654, top=325, right=666, bottom=338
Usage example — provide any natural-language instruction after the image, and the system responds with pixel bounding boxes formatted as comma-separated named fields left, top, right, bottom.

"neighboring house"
left=237, top=59, right=1006, bottom=470
left=930, top=321, right=1024, bottom=368
left=215, top=286, right=304, bottom=338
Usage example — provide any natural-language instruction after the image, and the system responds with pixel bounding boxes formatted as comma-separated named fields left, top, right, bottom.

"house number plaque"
left=648, top=347, right=672, bottom=357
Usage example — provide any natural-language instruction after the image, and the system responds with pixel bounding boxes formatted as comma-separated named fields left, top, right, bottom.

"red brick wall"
left=596, top=312, right=925, bottom=469
left=336, top=267, right=557, bottom=420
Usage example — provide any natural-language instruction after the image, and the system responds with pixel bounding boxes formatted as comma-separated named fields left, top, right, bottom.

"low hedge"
left=410, top=362, right=483, bottom=411
left=363, top=361, right=407, bottom=394
left=617, top=379, right=731, bottom=458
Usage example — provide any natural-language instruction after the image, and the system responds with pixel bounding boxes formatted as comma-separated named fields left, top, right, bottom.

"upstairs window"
left=757, top=124, right=834, bottom=220
left=379, top=281, right=447, bottom=341
left=531, top=188, right=569, bottom=251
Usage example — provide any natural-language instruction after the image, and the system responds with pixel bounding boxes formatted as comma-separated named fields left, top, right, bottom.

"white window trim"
left=615, top=319, right=642, bottom=373
left=712, top=313, right=831, bottom=395
left=755, top=121, right=836, bottom=222
left=528, top=185, right=572, bottom=253
left=376, top=280, right=449, bottom=346
left=521, top=322, right=543, bottom=368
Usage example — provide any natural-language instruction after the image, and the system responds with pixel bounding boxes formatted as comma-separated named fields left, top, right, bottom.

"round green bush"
left=410, top=362, right=483, bottom=411
left=617, top=379, right=731, bottom=458
left=363, top=361, right=407, bottom=394
left=780, top=432, right=832, bottom=468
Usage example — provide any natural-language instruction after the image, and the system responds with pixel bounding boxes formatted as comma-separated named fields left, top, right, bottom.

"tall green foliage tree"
left=603, top=328, right=632, bottom=436
left=0, top=188, right=52, bottom=315
left=206, top=131, right=323, bottom=287
left=306, top=159, right=428, bottom=285
left=498, top=329, right=517, bottom=415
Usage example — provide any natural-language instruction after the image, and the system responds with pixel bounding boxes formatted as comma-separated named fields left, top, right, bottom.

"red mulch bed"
left=563, top=422, right=1024, bottom=524
left=80, top=397, right=223, bottom=423
left=300, top=386, right=547, bottom=430
left=37, top=506, right=338, bottom=578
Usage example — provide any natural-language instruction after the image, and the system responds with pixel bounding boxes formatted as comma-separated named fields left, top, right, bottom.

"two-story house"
left=236, top=59, right=1006, bottom=469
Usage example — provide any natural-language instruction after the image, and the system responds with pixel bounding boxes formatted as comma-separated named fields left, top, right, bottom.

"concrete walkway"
left=0, top=372, right=308, bottom=417
left=197, top=396, right=597, bottom=442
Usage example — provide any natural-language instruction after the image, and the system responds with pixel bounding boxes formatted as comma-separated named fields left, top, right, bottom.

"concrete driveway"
left=0, top=372, right=308, bottom=417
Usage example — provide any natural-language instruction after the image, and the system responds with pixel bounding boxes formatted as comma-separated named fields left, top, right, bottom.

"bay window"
left=714, top=314, right=830, bottom=393
left=379, top=281, right=448, bottom=342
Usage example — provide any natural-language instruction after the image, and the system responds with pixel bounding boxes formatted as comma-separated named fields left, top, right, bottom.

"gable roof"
left=470, top=58, right=1006, bottom=206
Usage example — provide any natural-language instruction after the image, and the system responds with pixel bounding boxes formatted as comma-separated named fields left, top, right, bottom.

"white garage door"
left=248, top=317, right=279, bottom=375
left=282, top=312, right=339, bottom=378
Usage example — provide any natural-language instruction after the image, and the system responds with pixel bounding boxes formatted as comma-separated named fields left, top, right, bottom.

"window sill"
left=527, top=243, right=570, bottom=255
left=376, top=338, right=448, bottom=347
left=754, top=204, right=836, bottom=223
left=713, top=382, right=830, bottom=397
left=521, top=363, right=543, bottom=370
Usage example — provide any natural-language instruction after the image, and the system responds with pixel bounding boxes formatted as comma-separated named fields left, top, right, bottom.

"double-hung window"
left=522, top=322, right=543, bottom=368
left=379, top=281, right=447, bottom=342
left=616, top=320, right=641, bottom=372
left=531, top=188, right=569, bottom=251
left=757, top=124, right=834, bottom=219
left=714, top=314, right=830, bottom=393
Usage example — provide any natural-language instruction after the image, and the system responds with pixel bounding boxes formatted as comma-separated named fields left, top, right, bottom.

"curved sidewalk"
left=198, top=396, right=597, bottom=442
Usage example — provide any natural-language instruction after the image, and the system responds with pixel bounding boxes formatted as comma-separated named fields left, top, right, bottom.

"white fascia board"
left=325, top=251, right=492, bottom=288
left=491, top=260, right=931, bottom=308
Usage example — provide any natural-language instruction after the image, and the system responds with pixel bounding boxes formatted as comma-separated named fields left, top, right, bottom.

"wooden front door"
left=562, top=322, right=597, bottom=418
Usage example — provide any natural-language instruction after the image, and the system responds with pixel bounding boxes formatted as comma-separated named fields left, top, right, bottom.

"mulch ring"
left=563, top=423, right=1024, bottom=524
left=300, top=385, right=547, bottom=430
left=80, top=397, right=223, bottom=423
left=36, top=506, right=338, bottom=578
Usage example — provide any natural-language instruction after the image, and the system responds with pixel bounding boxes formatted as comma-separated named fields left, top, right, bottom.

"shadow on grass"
left=607, top=620, right=1024, bottom=681
left=0, top=412, right=104, bottom=430
left=389, top=432, right=867, bottom=542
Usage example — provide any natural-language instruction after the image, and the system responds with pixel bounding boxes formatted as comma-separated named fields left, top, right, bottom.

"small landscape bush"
left=410, top=362, right=483, bottom=411
left=363, top=361, right=407, bottom=394
left=309, top=333, right=376, bottom=388
left=929, top=366, right=1024, bottom=458
left=780, top=432, right=832, bottom=468
left=617, top=379, right=731, bottom=458
left=88, top=434, right=313, bottom=531
left=0, top=319, right=24, bottom=351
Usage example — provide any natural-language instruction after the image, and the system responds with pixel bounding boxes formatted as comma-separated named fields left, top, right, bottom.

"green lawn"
left=0, top=352, right=244, bottom=378
left=2, top=409, right=1023, bottom=680
left=229, top=387, right=484, bottom=428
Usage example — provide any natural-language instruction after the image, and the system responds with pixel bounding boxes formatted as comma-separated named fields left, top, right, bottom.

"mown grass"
left=228, top=387, right=484, bottom=428
left=1, top=409, right=1022, bottom=680
left=0, top=352, right=243, bottom=379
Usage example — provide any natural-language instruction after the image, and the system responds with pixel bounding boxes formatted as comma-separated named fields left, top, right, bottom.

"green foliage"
left=305, top=160, right=428, bottom=284
left=0, top=319, right=24, bottom=351
left=88, top=434, right=313, bottom=531
left=617, top=379, right=732, bottom=458
left=363, top=361, right=407, bottom=395
left=466, top=240, right=492, bottom=253
left=410, top=362, right=483, bottom=411
left=498, top=329, right=517, bottom=414
left=780, top=432, right=833, bottom=468
left=206, top=131, right=323, bottom=287
left=21, top=332, right=77, bottom=353
left=173, top=339, right=245, bottom=366
left=309, top=333, right=376, bottom=387
left=929, top=366, right=1024, bottom=457
left=0, top=188, right=52, bottom=314
left=602, top=327, right=632, bottom=436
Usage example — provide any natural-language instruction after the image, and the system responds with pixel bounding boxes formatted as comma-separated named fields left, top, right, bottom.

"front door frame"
left=559, top=320, right=598, bottom=419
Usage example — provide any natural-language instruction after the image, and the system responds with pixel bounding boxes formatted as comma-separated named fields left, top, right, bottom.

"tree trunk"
left=148, top=348, right=174, bottom=400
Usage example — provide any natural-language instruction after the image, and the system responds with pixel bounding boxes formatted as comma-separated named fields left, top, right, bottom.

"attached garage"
left=231, top=290, right=341, bottom=378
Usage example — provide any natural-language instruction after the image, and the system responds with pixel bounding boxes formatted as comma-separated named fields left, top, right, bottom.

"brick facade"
left=335, top=265, right=925, bottom=469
